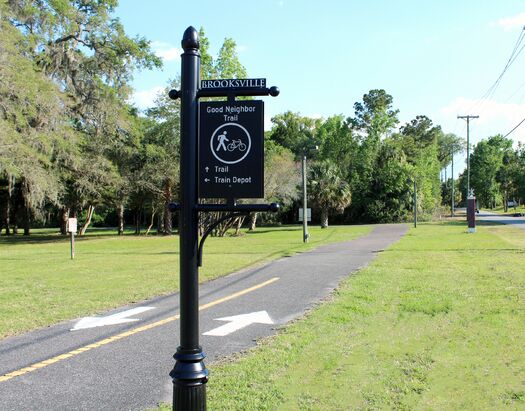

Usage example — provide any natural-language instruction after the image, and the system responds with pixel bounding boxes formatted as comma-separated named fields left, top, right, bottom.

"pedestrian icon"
left=210, top=123, right=251, bottom=164
left=216, top=131, right=229, bottom=152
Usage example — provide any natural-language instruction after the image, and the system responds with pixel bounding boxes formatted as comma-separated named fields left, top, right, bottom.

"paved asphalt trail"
left=0, top=224, right=407, bottom=410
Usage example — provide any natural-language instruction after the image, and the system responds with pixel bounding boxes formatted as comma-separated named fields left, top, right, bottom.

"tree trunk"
left=21, top=180, right=30, bottom=236
left=117, top=203, right=124, bottom=235
left=320, top=209, right=329, bottom=228
left=134, top=209, right=141, bottom=235
left=145, top=205, right=157, bottom=236
left=0, top=174, right=11, bottom=235
left=79, top=205, right=94, bottom=236
left=12, top=189, right=18, bottom=234
left=248, top=212, right=258, bottom=231
left=0, top=199, right=8, bottom=235
left=163, top=180, right=172, bottom=235
left=234, top=216, right=245, bottom=236
left=23, top=205, right=30, bottom=235
left=60, top=208, right=69, bottom=235
left=157, top=212, right=163, bottom=234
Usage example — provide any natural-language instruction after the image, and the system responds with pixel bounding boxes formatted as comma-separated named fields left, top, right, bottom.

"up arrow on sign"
left=70, top=307, right=155, bottom=331
left=203, top=311, right=273, bottom=337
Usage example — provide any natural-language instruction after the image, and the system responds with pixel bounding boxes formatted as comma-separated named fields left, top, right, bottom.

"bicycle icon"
left=227, top=139, right=247, bottom=152
left=210, top=123, right=251, bottom=165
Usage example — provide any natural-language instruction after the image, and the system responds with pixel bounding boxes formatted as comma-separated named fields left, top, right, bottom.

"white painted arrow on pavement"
left=71, top=307, right=155, bottom=331
left=203, top=311, right=273, bottom=337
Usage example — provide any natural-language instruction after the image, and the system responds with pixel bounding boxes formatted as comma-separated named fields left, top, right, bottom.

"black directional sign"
left=199, top=100, right=264, bottom=199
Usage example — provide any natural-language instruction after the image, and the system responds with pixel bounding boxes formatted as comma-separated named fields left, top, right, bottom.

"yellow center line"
left=0, top=276, right=279, bottom=383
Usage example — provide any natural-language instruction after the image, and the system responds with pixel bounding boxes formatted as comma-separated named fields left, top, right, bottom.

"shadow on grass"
left=244, top=228, right=301, bottom=235
left=476, top=220, right=525, bottom=226
left=0, top=228, right=180, bottom=246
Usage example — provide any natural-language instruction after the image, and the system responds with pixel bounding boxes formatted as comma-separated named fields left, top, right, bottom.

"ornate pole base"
left=170, top=348, right=208, bottom=411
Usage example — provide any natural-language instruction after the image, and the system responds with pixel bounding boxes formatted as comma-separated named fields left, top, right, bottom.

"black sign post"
left=169, top=27, right=207, bottom=411
left=169, top=27, right=279, bottom=411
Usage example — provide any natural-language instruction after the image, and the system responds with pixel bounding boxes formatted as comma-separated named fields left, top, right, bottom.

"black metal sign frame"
left=198, top=100, right=264, bottom=199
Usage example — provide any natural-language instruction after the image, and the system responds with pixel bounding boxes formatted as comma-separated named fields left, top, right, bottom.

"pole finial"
left=181, top=26, right=199, bottom=51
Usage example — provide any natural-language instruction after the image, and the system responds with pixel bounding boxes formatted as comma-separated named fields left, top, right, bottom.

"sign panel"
left=298, top=208, right=312, bottom=222
left=67, top=218, right=77, bottom=233
left=199, top=100, right=264, bottom=198
left=200, top=78, right=266, bottom=90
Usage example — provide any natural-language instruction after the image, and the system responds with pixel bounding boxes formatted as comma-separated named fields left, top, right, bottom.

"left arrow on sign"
left=71, top=307, right=155, bottom=331
left=203, top=311, right=273, bottom=337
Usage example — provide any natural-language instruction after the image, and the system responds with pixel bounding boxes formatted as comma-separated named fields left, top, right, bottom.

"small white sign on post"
left=67, top=218, right=77, bottom=260
left=298, top=208, right=311, bottom=222
left=67, top=218, right=77, bottom=233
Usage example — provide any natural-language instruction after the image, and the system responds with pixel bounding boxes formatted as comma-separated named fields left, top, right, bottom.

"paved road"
left=0, top=224, right=407, bottom=411
left=476, top=210, right=525, bottom=230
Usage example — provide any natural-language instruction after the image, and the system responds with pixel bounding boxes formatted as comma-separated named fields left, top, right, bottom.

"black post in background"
left=170, top=26, right=208, bottom=410
left=301, top=155, right=308, bottom=243
left=467, top=193, right=476, bottom=233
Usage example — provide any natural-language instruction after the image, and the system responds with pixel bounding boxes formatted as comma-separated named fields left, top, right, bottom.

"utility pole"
left=457, top=115, right=479, bottom=198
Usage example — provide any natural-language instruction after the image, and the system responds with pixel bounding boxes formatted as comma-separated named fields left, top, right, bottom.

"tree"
left=346, top=90, right=399, bottom=221
left=441, top=178, right=461, bottom=211
left=142, top=79, right=181, bottom=235
left=0, top=7, right=78, bottom=234
left=6, top=0, right=161, bottom=234
left=307, top=161, right=352, bottom=228
left=394, top=115, right=443, bottom=218
left=349, top=89, right=399, bottom=140
left=508, top=143, right=525, bottom=205
left=316, top=115, right=356, bottom=169
left=470, top=135, right=513, bottom=208
left=215, top=38, right=247, bottom=79
left=147, top=27, right=247, bottom=235
left=365, top=138, right=413, bottom=223
left=246, top=140, right=300, bottom=230
left=437, top=132, right=465, bottom=168
left=269, top=112, right=321, bottom=158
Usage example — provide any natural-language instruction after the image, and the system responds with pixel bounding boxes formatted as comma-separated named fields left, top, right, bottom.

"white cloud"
left=131, top=86, right=164, bottom=110
left=491, top=12, right=525, bottom=31
left=441, top=97, right=525, bottom=125
left=438, top=97, right=525, bottom=144
left=151, top=41, right=181, bottom=62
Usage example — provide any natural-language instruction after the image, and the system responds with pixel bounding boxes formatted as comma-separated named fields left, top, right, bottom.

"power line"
left=479, top=27, right=525, bottom=102
left=504, top=116, right=525, bottom=138
left=468, top=26, right=525, bottom=116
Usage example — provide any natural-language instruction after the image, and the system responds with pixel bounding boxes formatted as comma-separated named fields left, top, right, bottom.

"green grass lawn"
left=171, top=222, right=524, bottom=410
left=0, top=224, right=371, bottom=339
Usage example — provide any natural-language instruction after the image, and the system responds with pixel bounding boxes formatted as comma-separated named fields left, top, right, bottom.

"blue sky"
left=115, top=1, right=525, bottom=176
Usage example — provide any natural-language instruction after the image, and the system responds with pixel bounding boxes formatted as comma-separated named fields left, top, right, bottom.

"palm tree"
left=307, top=161, right=352, bottom=228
